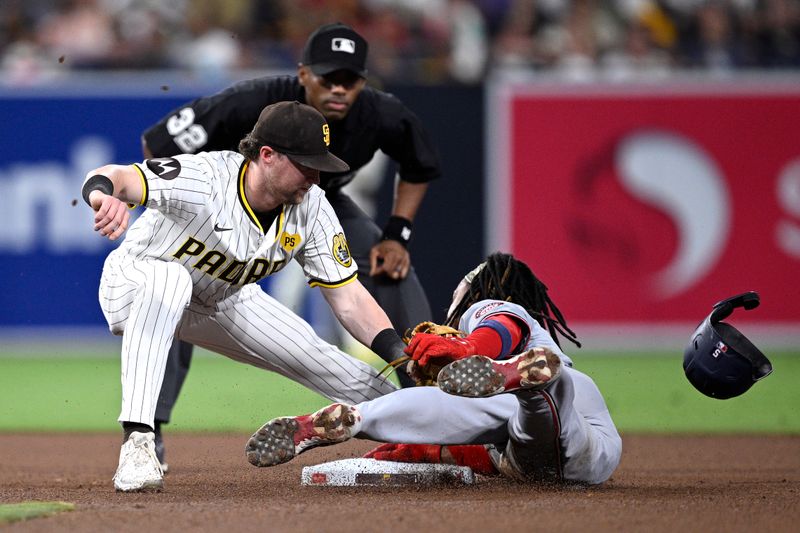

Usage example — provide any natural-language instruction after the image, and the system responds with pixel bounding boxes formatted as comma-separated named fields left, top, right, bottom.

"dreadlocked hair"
left=445, top=252, right=581, bottom=349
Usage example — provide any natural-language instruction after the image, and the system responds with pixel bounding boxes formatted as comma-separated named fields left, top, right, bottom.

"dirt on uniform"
left=1, top=433, right=798, bottom=532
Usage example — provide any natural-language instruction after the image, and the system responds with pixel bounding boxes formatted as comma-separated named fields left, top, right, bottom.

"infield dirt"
left=1, top=433, right=798, bottom=532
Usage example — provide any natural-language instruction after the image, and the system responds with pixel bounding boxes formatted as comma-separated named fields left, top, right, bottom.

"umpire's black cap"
left=683, top=291, right=772, bottom=399
left=252, top=101, right=349, bottom=173
left=302, top=23, right=368, bottom=77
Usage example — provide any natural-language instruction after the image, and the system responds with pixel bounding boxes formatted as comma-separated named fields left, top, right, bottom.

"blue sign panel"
left=0, top=94, right=188, bottom=325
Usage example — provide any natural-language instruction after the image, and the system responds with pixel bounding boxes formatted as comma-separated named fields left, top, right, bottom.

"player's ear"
left=297, top=65, right=310, bottom=86
left=259, top=145, right=277, bottom=163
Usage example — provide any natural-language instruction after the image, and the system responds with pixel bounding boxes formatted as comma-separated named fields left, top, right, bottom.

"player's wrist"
left=370, top=328, right=406, bottom=363
left=381, top=216, right=413, bottom=249
left=82, top=174, right=114, bottom=207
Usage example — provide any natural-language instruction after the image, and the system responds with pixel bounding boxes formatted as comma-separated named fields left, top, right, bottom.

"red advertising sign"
left=488, top=83, right=800, bottom=327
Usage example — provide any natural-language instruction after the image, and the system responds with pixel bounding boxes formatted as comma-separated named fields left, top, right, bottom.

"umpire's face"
left=298, top=66, right=366, bottom=121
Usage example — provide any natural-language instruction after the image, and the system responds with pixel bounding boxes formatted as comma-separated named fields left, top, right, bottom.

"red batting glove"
left=364, top=443, right=498, bottom=476
left=403, top=334, right=476, bottom=367
left=363, top=443, right=442, bottom=463
left=446, top=445, right=498, bottom=475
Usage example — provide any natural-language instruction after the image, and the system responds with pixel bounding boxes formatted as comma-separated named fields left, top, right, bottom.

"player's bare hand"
left=369, top=240, right=410, bottom=279
left=91, top=192, right=129, bottom=241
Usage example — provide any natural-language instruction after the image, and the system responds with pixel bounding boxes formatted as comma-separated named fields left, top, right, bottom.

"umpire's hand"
left=369, top=240, right=410, bottom=280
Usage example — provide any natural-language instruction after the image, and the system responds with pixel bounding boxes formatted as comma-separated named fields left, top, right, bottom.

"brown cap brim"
left=288, top=151, right=350, bottom=173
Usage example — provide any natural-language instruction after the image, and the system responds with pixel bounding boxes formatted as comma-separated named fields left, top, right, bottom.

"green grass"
left=1, top=348, right=798, bottom=434
left=578, top=351, right=800, bottom=433
left=0, top=502, right=75, bottom=525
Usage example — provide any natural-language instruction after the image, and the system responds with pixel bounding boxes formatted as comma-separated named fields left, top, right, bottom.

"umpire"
left=142, top=22, right=440, bottom=467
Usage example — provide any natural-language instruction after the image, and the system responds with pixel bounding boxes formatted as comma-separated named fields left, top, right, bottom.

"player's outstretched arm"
left=81, top=164, right=144, bottom=241
left=321, top=280, right=407, bottom=365
left=320, top=280, right=394, bottom=347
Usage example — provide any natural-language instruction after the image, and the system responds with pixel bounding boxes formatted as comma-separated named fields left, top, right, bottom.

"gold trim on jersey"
left=267, top=210, right=286, bottom=245
left=131, top=164, right=149, bottom=205
left=237, top=161, right=264, bottom=233
left=308, top=272, right=358, bottom=289
left=238, top=160, right=286, bottom=238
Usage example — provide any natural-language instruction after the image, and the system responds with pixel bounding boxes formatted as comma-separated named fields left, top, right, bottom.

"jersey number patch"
left=166, top=107, right=209, bottom=153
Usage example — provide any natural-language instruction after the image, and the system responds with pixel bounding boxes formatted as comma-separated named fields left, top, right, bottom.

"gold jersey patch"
left=280, top=232, right=301, bottom=252
left=332, top=233, right=352, bottom=267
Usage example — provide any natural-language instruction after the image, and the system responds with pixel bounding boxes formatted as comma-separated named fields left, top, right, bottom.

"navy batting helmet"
left=683, top=292, right=772, bottom=399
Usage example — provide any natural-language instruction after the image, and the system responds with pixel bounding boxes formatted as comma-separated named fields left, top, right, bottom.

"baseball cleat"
left=245, top=403, right=362, bottom=467
left=113, top=431, right=164, bottom=492
left=437, top=347, right=562, bottom=397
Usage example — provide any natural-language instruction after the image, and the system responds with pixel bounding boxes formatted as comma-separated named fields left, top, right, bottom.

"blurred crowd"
left=2, top=0, right=800, bottom=85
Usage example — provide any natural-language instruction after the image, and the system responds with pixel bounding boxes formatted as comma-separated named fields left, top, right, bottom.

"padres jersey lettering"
left=171, top=236, right=281, bottom=285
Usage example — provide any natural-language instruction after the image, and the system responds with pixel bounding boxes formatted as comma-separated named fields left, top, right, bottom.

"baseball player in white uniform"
left=245, top=253, right=622, bottom=485
left=82, top=102, right=405, bottom=492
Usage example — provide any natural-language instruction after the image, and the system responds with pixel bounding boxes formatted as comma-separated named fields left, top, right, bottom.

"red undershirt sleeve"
left=467, top=313, right=526, bottom=359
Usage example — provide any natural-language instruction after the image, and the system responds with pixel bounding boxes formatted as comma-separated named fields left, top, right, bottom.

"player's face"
left=298, top=66, right=366, bottom=121
left=269, top=154, right=320, bottom=205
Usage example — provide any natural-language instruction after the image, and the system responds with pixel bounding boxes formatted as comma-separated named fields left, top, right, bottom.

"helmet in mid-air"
left=683, top=291, right=772, bottom=399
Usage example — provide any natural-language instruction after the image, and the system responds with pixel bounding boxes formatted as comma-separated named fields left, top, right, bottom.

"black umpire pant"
left=155, top=191, right=431, bottom=423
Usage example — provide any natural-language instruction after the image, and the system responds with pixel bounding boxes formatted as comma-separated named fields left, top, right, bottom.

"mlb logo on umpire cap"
left=332, top=38, right=356, bottom=54
left=302, top=23, right=368, bottom=77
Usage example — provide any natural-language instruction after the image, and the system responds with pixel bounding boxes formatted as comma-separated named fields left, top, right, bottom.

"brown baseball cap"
left=251, top=101, right=349, bottom=172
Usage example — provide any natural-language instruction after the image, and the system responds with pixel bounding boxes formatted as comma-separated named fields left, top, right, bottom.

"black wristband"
left=382, top=215, right=413, bottom=248
left=82, top=174, right=114, bottom=206
left=370, top=328, right=407, bottom=364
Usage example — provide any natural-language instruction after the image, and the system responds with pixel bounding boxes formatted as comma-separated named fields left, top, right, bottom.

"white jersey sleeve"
left=457, top=300, right=573, bottom=366
left=132, top=155, right=213, bottom=216
left=293, top=191, right=358, bottom=288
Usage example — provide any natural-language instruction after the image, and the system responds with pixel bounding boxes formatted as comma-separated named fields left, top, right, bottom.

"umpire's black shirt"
left=143, top=76, right=441, bottom=193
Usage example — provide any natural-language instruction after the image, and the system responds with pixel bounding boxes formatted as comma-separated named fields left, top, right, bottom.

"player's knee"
left=170, top=264, right=193, bottom=305
left=137, top=263, right=192, bottom=311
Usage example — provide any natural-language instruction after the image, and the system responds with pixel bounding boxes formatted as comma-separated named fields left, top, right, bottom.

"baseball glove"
left=379, top=321, right=466, bottom=386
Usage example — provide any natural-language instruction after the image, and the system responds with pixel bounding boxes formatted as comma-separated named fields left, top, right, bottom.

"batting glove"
left=364, top=443, right=498, bottom=475
left=404, top=334, right=477, bottom=367
left=363, top=443, right=442, bottom=463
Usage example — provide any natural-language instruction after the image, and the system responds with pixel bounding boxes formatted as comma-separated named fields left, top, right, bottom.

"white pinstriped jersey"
left=113, top=151, right=357, bottom=308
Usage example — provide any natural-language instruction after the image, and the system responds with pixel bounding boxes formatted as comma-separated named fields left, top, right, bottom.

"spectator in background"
left=446, top=0, right=491, bottom=83
left=491, top=0, right=566, bottom=72
left=551, top=0, right=625, bottom=80
left=167, top=7, right=245, bottom=77
left=679, top=0, right=749, bottom=71
left=753, top=0, right=800, bottom=67
left=35, top=0, right=116, bottom=68
left=3, top=1, right=800, bottom=86
left=602, top=20, right=674, bottom=80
